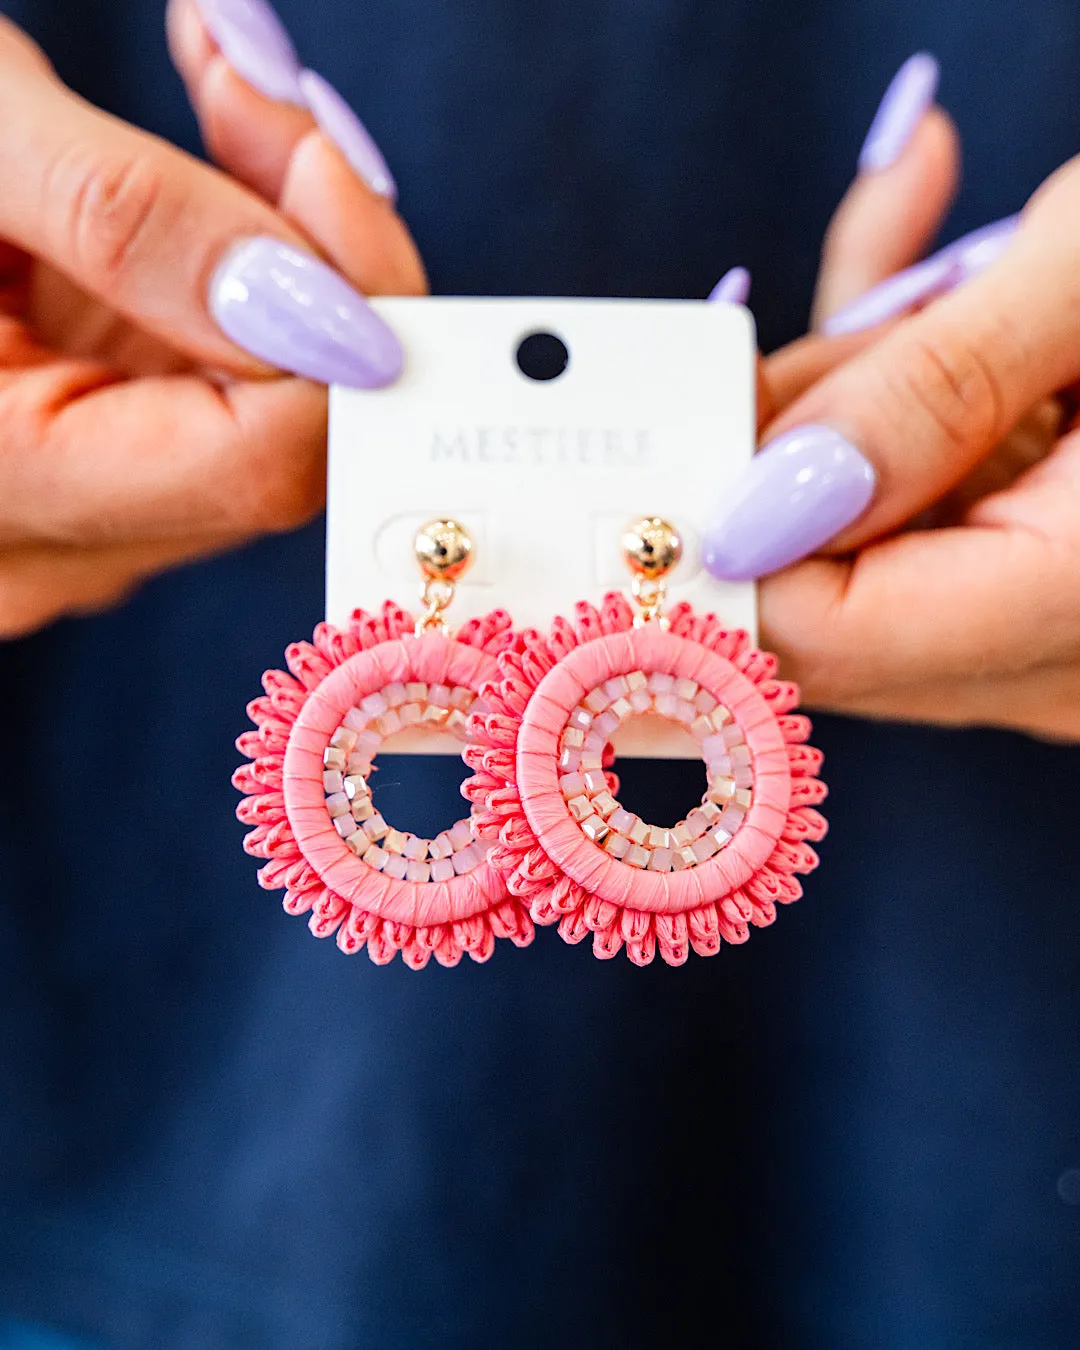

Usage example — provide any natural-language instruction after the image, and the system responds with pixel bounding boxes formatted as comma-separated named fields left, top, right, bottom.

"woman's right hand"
left=0, top=1, right=425, bottom=637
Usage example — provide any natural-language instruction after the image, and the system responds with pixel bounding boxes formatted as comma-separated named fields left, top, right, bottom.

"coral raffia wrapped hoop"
left=463, top=593, right=828, bottom=967
left=234, top=601, right=537, bottom=969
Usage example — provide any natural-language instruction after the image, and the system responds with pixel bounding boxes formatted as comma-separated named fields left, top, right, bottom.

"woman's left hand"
left=723, top=101, right=1080, bottom=740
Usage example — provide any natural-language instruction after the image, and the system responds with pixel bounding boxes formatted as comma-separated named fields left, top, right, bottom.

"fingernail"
left=299, top=70, right=397, bottom=202
left=858, top=52, right=939, bottom=173
left=708, top=267, right=751, bottom=305
left=822, top=214, right=1019, bottom=335
left=703, top=425, right=876, bottom=580
left=209, top=238, right=403, bottom=387
left=194, top=0, right=305, bottom=105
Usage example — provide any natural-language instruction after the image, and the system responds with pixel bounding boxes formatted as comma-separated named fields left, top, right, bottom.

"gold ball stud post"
left=621, top=517, right=683, bottom=581
left=415, top=518, right=474, bottom=583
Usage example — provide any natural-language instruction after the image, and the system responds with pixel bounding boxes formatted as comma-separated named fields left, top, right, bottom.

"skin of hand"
left=0, top=5, right=425, bottom=638
left=751, top=105, right=1080, bottom=741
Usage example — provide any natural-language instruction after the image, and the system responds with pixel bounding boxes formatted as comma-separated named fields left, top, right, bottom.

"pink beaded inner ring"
left=463, top=595, right=827, bottom=968
left=234, top=603, right=536, bottom=969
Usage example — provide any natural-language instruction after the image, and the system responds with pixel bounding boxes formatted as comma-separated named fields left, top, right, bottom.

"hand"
left=0, top=1, right=425, bottom=637
left=708, top=67, right=1080, bottom=741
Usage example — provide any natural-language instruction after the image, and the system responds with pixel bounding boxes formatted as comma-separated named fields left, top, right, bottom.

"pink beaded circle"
left=234, top=602, right=535, bottom=969
left=463, top=594, right=827, bottom=967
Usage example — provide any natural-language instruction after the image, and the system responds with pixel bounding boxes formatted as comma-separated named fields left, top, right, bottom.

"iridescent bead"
left=731, top=744, right=751, bottom=767
left=580, top=814, right=609, bottom=843
left=569, top=707, right=592, bottom=731
left=626, top=844, right=650, bottom=869
left=383, top=854, right=408, bottom=880
left=559, top=748, right=582, bottom=773
left=694, top=689, right=718, bottom=715
left=405, top=682, right=427, bottom=702
left=343, top=707, right=368, bottom=733
left=428, top=683, right=451, bottom=708
left=685, top=809, right=710, bottom=840
left=343, top=774, right=369, bottom=800
left=593, top=711, right=619, bottom=738
left=584, top=688, right=611, bottom=714
left=591, top=791, right=618, bottom=818
left=449, top=686, right=473, bottom=710
left=445, top=710, right=468, bottom=737
left=384, top=828, right=408, bottom=854
left=582, top=770, right=606, bottom=795
left=403, top=834, right=429, bottom=861
left=691, top=716, right=715, bottom=741
left=377, top=709, right=402, bottom=738
left=604, top=676, right=630, bottom=701
left=629, top=690, right=652, bottom=713
left=351, top=799, right=375, bottom=823
left=362, top=844, right=389, bottom=869
left=677, top=846, right=698, bottom=869
left=722, top=723, right=743, bottom=747
left=325, top=792, right=350, bottom=818
left=608, top=697, right=632, bottom=722
left=429, top=832, right=454, bottom=861
left=422, top=705, right=449, bottom=725
left=323, top=747, right=346, bottom=772
left=628, top=817, right=649, bottom=846
left=673, top=699, right=696, bottom=724
left=560, top=773, right=586, bottom=798
left=579, top=752, right=603, bottom=772
left=673, top=677, right=698, bottom=702
left=452, top=843, right=481, bottom=875
left=363, top=813, right=389, bottom=841
left=322, top=770, right=344, bottom=794
left=430, top=857, right=455, bottom=882
left=654, top=693, right=678, bottom=719
left=360, top=692, right=388, bottom=719
left=330, top=727, right=358, bottom=752
left=734, top=766, right=753, bottom=789
left=399, top=703, right=422, bottom=725
left=604, top=833, right=631, bottom=859
left=711, top=827, right=733, bottom=849
left=647, top=672, right=675, bottom=695
left=643, top=825, right=668, bottom=849
left=346, top=833, right=370, bottom=858
left=700, top=801, right=722, bottom=824
left=718, top=804, right=745, bottom=833
left=709, top=707, right=733, bottom=731
left=383, top=682, right=407, bottom=708
left=334, top=815, right=358, bottom=839
left=562, top=726, right=585, bottom=749
left=449, top=819, right=474, bottom=850
left=609, top=808, right=637, bottom=837
left=625, top=671, right=648, bottom=692
left=671, top=823, right=692, bottom=848
left=691, top=834, right=718, bottom=863
left=648, top=848, right=673, bottom=872
left=567, top=795, right=593, bottom=823
left=406, top=860, right=431, bottom=884
left=734, top=788, right=752, bottom=810
left=709, top=778, right=736, bottom=804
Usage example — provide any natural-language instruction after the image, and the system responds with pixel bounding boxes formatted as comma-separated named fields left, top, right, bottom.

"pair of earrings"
left=234, top=517, right=827, bottom=969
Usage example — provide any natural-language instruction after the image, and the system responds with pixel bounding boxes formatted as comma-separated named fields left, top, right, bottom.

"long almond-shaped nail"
left=822, top=215, right=1019, bottom=336
left=193, top=0, right=305, bottom=105
left=708, top=267, right=751, bottom=305
left=298, top=70, right=398, bottom=202
left=209, top=238, right=403, bottom=387
left=703, top=425, right=876, bottom=580
left=858, top=53, right=939, bottom=172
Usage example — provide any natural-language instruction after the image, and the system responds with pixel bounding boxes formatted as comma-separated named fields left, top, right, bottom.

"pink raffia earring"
left=233, top=519, right=535, bottom=969
left=463, top=517, right=827, bottom=966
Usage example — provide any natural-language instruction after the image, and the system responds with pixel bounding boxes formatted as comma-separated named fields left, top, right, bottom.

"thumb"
left=703, top=158, right=1080, bottom=580
left=0, top=15, right=401, bottom=388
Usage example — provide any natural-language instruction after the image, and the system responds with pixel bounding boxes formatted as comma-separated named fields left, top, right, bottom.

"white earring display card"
left=328, top=297, right=756, bottom=757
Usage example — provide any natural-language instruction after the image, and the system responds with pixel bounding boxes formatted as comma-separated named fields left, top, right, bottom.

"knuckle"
left=52, top=144, right=172, bottom=289
left=228, top=441, right=326, bottom=535
left=889, top=328, right=1007, bottom=454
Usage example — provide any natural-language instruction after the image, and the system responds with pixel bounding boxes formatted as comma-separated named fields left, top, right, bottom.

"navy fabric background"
left=0, top=1, right=1078, bottom=1346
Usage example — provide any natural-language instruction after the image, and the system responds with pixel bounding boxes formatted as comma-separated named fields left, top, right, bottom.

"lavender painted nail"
left=858, top=53, right=939, bottom=173
left=702, top=425, right=876, bottom=580
left=209, top=238, right=403, bottom=387
left=708, top=267, right=751, bottom=305
left=299, top=70, right=397, bottom=201
left=194, top=0, right=305, bottom=105
left=822, top=214, right=1020, bottom=335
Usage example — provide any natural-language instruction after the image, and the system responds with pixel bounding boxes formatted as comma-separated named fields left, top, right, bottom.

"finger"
left=169, top=0, right=426, bottom=297
left=813, top=105, right=960, bottom=327
left=0, top=532, right=240, bottom=638
left=0, top=16, right=401, bottom=386
left=0, top=356, right=329, bottom=548
left=760, top=426, right=1080, bottom=709
left=703, top=166, right=1080, bottom=581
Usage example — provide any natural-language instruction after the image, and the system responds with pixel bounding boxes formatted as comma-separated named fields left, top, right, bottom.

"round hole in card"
left=514, top=330, right=570, bottom=382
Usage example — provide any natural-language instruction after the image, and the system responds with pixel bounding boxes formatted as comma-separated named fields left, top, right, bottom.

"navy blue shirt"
left=1, top=2, right=1079, bottom=1346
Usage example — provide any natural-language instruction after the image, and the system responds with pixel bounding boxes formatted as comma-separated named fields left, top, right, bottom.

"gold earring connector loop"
left=622, top=517, right=682, bottom=625
left=414, top=518, right=474, bottom=635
